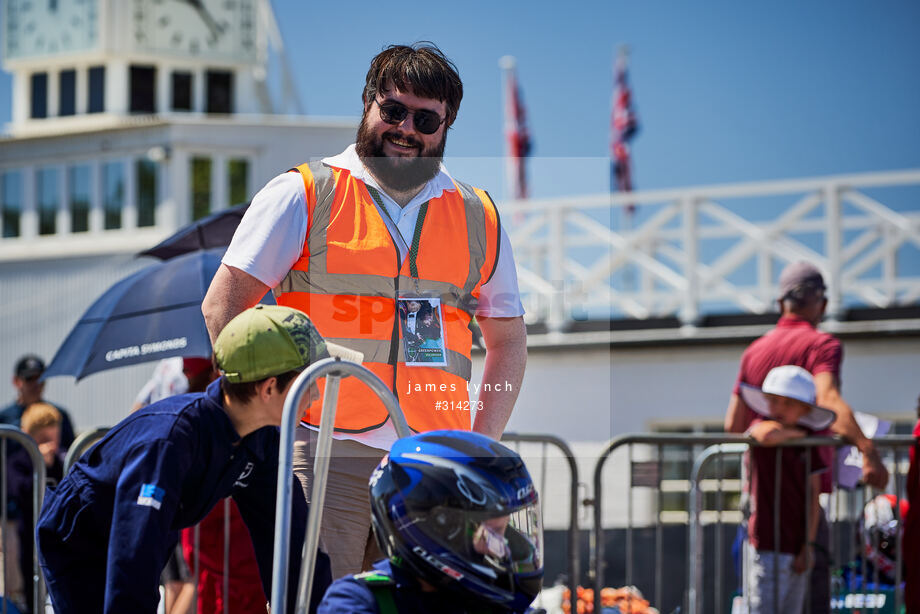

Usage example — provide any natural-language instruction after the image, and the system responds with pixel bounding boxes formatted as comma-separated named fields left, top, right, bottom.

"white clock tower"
left=0, top=1, right=356, bottom=426
left=3, top=0, right=270, bottom=130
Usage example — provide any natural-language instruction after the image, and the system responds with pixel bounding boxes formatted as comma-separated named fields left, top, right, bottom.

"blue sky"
left=2, top=1, right=919, bottom=201
left=264, top=0, right=920, bottom=199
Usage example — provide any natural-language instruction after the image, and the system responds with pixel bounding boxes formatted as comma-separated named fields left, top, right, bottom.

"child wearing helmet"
left=737, top=365, right=836, bottom=614
left=318, top=430, right=544, bottom=614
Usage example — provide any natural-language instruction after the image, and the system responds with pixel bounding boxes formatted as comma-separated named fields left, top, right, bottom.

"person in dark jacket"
left=0, top=354, right=76, bottom=449
left=37, top=305, right=341, bottom=614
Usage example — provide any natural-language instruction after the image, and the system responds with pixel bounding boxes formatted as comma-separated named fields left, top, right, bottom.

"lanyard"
left=365, top=184, right=429, bottom=280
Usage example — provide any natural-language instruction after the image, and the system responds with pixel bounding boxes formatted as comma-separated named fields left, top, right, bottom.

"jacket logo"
left=137, top=483, right=165, bottom=510
left=234, top=462, right=254, bottom=488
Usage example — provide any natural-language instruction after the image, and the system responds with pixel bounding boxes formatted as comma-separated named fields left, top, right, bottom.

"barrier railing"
left=270, top=357, right=408, bottom=614
left=590, top=432, right=915, bottom=614
left=591, top=432, right=752, bottom=610
left=688, top=435, right=916, bottom=614
left=62, top=427, right=108, bottom=474
left=504, top=169, right=920, bottom=329
left=502, top=432, right=580, bottom=614
left=687, top=442, right=748, bottom=614
left=0, top=426, right=47, bottom=613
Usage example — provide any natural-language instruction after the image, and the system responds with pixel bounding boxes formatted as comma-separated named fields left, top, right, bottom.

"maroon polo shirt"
left=734, top=313, right=841, bottom=491
left=733, top=314, right=842, bottom=403
left=747, top=417, right=827, bottom=554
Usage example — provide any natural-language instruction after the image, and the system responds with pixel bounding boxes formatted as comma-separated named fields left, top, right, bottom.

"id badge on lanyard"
left=397, top=295, right=448, bottom=367
left=366, top=184, right=450, bottom=368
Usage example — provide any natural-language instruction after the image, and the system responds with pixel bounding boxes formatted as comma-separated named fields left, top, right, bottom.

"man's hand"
left=792, top=543, right=813, bottom=574
left=860, top=443, right=889, bottom=490
left=813, top=371, right=889, bottom=489
left=471, top=316, right=526, bottom=440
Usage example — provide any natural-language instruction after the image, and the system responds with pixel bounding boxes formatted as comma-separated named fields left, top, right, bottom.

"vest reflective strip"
left=453, top=179, right=490, bottom=299
left=280, top=269, right=473, bottom=314
left=324, top=337, right=473, bottom=379
left=277, top=269, right=396, bottom=299
left=472, top=187, right=501, bottom=284
left=274, top=162, right=337, bottom=297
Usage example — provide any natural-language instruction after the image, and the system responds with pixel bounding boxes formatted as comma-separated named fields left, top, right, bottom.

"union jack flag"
left=505, top=65, right=532, bottom=200
left=611, top=49, right=639, bottom=203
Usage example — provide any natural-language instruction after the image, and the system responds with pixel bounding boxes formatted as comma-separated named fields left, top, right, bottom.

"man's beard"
left=356, top=114, right=446, bottom=193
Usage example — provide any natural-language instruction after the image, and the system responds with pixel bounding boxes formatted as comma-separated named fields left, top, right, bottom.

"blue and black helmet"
left=369, top=430, right=544, bottom=612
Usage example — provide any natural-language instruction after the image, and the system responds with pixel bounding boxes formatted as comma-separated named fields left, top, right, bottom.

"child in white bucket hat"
left=738, top=365, right=835, bottom=614
left=739, top=365, right=836, bottom=433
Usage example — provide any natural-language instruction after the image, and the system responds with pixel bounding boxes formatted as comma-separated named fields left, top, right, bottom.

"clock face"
left=5, top=0, right=99, bottom=60
left=132, top=0, right=258, bottom=62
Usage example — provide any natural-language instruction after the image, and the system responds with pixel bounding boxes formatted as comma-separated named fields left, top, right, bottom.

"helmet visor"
left=408, top=498, right=543, bottom=584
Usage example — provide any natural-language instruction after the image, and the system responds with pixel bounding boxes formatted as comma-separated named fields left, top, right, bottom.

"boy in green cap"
left=37, top=305, right=337, bottom=614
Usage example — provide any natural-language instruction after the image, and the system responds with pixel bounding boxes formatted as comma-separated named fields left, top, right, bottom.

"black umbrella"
left=44, top=248, right=273, bottom=381
left=138, top=203, right=249, bottom=260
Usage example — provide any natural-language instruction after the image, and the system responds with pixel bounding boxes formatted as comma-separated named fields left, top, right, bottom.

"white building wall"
left=0, top=254, right=152, bottom=430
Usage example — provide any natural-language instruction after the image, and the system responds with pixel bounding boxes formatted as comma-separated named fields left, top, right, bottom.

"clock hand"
left=183, top=0, right=224, bottom=39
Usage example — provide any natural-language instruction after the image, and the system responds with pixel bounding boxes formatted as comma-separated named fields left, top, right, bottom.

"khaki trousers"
left=292, top=427, right=385, bottom=581
left=0, top=519, right=25, bottom=608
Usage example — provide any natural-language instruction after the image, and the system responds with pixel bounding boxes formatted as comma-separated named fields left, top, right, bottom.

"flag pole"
left=499, top=55, right=517, bottom=203
left=612, top=44, right=638, bottom=291
left=617, top=44, right=634, bottom=233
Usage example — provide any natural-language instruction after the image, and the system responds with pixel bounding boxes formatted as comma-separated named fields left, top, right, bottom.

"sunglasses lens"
left=377, top=100, right=442, bottom=134
left=379, top=102, right=408, bottom=125
left=413, top=111, right=441, bottom=135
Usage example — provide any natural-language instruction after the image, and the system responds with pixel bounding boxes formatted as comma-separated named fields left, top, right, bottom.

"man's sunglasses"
left=375, top=100, right=445, bottom=135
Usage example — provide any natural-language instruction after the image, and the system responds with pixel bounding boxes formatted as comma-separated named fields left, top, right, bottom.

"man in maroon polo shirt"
left=725, top=260, right=888, bottom=482
left=724, top=260, right=889, bottom=612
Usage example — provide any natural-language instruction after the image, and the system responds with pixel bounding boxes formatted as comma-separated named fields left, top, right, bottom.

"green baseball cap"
left=214, top=305, right=352, bottom=383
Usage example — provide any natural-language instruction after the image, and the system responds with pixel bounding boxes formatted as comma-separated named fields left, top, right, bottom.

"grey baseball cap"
left=778, top=261, right=826, bottom=301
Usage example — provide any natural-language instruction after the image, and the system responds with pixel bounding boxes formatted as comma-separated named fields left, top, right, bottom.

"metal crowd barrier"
left=591, top=432, right=916, bottom=614
left=688, top=435, right=916, bottom=614
left=0, top=426, right=47, bottom=613
left=502, top=433, right=580, bottom=614
left=591, top=432, right=751, bottom=610
left=270, top=357, right=409, bottom=614
left=62, top=427, right=108, bottom=474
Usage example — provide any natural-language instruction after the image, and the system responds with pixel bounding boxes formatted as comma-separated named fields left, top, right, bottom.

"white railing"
left=503, top=169, right=920, bottom=331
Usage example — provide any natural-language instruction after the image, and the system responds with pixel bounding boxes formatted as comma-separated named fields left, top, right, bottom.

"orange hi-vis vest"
left=276, top=161, right=501, bottom=433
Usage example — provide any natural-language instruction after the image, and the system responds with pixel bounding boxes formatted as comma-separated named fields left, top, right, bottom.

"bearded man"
left=202, top=43, right=527, bottom=579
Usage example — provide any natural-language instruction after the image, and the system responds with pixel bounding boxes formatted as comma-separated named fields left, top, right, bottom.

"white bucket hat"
left=738, top=365, right=836, bottom=431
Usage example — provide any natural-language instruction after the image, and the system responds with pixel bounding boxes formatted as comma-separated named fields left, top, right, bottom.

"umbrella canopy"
left=44, top=248, right=273, bottom=381
left=138, top=203, right=249, bottom=260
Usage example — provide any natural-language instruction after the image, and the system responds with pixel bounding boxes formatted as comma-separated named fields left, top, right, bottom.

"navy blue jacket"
left=36, top=379, right=330, bottom=614
left=319, top=560, right=518, bottom=614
